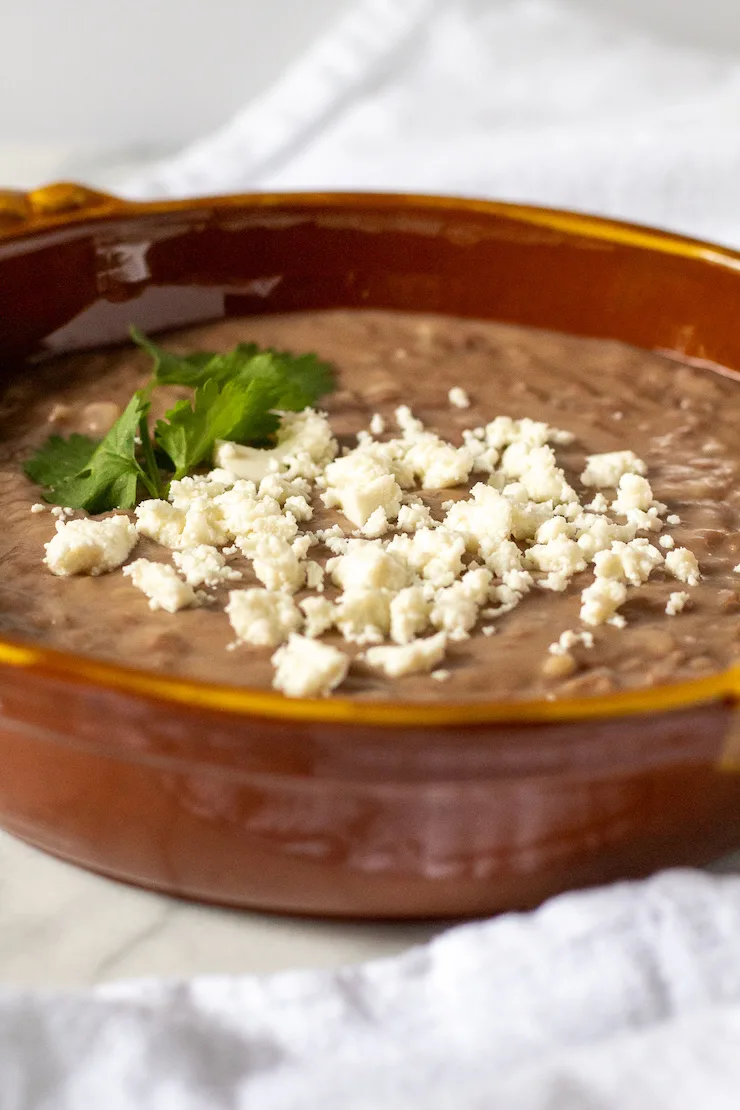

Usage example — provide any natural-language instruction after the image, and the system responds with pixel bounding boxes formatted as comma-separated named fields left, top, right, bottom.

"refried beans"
left=1, top=309, right=739, bottom=702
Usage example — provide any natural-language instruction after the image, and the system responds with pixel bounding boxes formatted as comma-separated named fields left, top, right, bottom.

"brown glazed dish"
left=1, top=183, right=740, bottom=919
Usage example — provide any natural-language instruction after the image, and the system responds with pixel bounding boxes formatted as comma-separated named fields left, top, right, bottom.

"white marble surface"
left=0, top=831, right=443, bottom=989
left=3, top=826, right=738, bottom=989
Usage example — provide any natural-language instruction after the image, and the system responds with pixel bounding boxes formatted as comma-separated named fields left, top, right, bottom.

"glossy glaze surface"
left=0, top=186, right=739, bottom=916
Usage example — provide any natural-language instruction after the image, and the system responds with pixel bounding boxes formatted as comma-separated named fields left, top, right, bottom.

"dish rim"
left=2, top=183, right=739, bottom=727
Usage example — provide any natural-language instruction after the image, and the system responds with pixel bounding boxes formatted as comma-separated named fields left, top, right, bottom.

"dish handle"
left=0, top=182, right=128, bottom=232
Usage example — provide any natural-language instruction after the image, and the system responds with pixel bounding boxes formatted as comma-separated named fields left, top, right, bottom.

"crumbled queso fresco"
left=42, top=398, right=702, bottom=699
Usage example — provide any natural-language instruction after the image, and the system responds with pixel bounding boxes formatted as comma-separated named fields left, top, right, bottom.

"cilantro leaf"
left=27, top=392, right=158, bottom=511
left=25, top=433, right=97, bottom=490
left=26, top=329, right=337, bottom=510
left=131, top=328, right=335, bottom=410
left=231, top=349, right=336, bottom=412
left=155, top=377, right=281, bottom=480
left=177, top=344, right=261, bottom=389
left=130, top=326, right=213, bottom=388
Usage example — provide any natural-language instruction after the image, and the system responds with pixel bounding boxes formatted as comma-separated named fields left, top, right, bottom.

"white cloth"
left=10, top=2, right=740, bottom=1106
left=125, top=0, right=740, bottom=248
left=3, top=871, right=740, bottom=1109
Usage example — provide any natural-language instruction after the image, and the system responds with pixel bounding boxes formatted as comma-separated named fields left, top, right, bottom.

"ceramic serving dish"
left=1, top=184, right=740, bottom=919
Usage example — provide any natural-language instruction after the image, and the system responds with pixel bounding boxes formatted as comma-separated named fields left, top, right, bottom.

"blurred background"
left=2, top=0, right=739, bottom=190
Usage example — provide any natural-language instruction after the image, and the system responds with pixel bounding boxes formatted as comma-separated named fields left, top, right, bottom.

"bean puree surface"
left=1, top=310, right=740, bottom=701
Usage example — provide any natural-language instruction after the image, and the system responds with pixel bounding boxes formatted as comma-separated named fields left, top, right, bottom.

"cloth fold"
left=4, top=872, right=740, bottom=1109
left=124, top=0, right=740, bottom=249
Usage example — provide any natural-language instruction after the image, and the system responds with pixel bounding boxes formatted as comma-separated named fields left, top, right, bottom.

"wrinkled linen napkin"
left=4, top=872, right=740, bottom=1109
left=8, top=2, right=740, bottom=1106
left=125, top=0, right=740, bottom=249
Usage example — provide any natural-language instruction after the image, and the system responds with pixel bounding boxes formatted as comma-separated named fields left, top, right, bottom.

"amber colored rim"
left=2, top=183, right=740, bottom=727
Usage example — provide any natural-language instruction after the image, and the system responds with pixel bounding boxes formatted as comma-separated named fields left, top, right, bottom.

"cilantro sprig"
left=25, top=328, right=336, bottom=512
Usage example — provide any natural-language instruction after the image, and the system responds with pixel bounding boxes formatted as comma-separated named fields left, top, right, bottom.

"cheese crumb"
left=272, top=634, right=349, bottom=698
left=30, top=503, right=46, bottom=514
left=388, top=528, right=466, bottom=588
left=448, top=387, right=471, bottom=409
left=323, top=453, right=402, bottom=527
left=612, top=473, right=653, bottom=513
left=283, top=494, right=313, bottom=523
left=525, top=535, right=586, bottom=578
left=226, top=588, right=302, bottom=646
left=390, top=586, right=431, bottom=644
left=462, top=430, right=499, bottom=474
left=579, top=578, right=628, bottom=627
left=581, top=451, right=647, bottom=488
left=535, top=517, right=571, bottom=544
left=665, top=547, right=701, bottom=586
left=334, top=589, right=392, bottom=644
left=622, top=506, right=664, bottom=533
left=369, top=413, right=386, bottom=436
left=500, top=444, right=576, bottom=504
left=396, top=502, right=436, bottom=532
left=299, top=596, right=336, bottom=638
left=403, top=433, right=474, bottom=490
left=216, top=409, right=336, bottom=482
left=328, top=543, right=408, bottom=593
left=364, top=632, right=447, bottom=677
left=168, top=474, right=230, bottom=511
left=172, top=545, right=241, bottom=587
left=257, top=474, right=310, bottom=505
left=123, top=559, right=198, bottom=612
left=360, top=507, right=390, bottom=538
left=575, top=516, right=638, bottom=559
left=304, top=560, right=325, bottom=592
left=180, top=498, right=229, bottom=549
left=135, top=499, right=186, bottom=549
left=585, top=492, right=609, bottom=513
left=444, top=483, right=513, bottom=553
left=314, top=525, right=345, bottom=543
left=393, top=406, right=475, bottom=489
left=549, top=629, right=595, bottom=655
left=245, top=535, right=306, bottom=594
left=431, top=669, right=451, bottom=681
left=666, top=591, right=690, bottom=616
left=45, top=515, right=138, bottom=577
left=592, top=539, right=663, bottom=586
left=659, top=534, right=675, bottom=550
left=430, top=579, right=483, bottom=641
left=216, top=486, right=297, bottom=544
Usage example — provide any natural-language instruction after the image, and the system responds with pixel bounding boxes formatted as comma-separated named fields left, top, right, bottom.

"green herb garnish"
left=153, top=376, right=282, bottom=482
left=25, top=329, right=335, bottom=511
